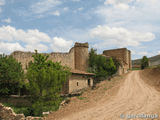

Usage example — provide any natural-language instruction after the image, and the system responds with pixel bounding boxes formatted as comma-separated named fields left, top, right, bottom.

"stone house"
left=62, top=70, right=94, bottom=94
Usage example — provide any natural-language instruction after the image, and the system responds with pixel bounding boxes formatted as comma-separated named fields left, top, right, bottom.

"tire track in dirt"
left=57, top=71, right=160, bottom=120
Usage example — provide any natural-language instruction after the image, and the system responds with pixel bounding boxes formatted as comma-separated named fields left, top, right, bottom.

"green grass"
left=77, top=96, right=87, bottom=100
left=132, top=68, right=141, bottom=70
left=104, top=87, right=108, bottom=90
left=2, top=102, right=31, bottom=116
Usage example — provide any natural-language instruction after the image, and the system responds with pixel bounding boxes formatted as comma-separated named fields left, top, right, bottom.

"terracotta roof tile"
left=71, top=69, right=95, bottom=76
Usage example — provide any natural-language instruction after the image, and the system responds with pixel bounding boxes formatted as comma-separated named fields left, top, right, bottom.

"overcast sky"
left=0, top=0, right=160, bottom=59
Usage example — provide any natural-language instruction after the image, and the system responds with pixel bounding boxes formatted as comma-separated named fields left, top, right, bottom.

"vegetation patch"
left=88, top=48, right=118, bottom=83
left=77, top=96, right=87, bottom=100
left=0, top=50, right=70, bottom=117
left=2, top=102, right=31, bottom=116
left=0, top=54, right=24, bottom=96
left=141, top=56, right=149, bottom=69
left=132, top=68, right=141, bottom=70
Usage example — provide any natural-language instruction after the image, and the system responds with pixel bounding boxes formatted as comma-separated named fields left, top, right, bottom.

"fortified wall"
left=11, top=42, right=89, bottom=72
left=103, top=48, right=132, bottom=74
left=11, top=43, right=132, bottom=75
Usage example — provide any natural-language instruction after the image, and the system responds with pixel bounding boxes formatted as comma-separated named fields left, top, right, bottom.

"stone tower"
left=74, top=42, right=89, bottom=72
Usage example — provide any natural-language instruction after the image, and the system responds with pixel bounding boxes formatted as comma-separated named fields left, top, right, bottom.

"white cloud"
left=115, top=3, right=129, bottom=10
left=138, top=51, right=148, bottom=56
left=158, top=51, right=160, bottom=54
left=104, top=0, right=131, bottom=10
left=89, top=25, right=155, bottom=48
left=96, top=0, right=160, bottom=32
left=131, top=50, right=135, bottom=55
left=0, top=26, right=51, bottom=44
left=24, top=43, right=49, bottom=52
left=2, top=18, right=11, bottom=23
left=50, top=37, right=73, bottom=52
left=0, top=0, right=5, bottom=6
left=31, top=0, right=61, bottom=14
left=63, top=7, right=69, bottom=12
left=0, top=0, right=5, bottom=13
left=104, top=0, right=133, bottom=5
left=78, top=7, right=84, bottom=11
left=73, top=7, right=84, bottom=13
left=0, top=26, right=73, bottom=54
left=51, top=10, right=60, bottom=16
left=0, top=42, right=24, bottom=54
left=72, top=0, right=80, bottom=2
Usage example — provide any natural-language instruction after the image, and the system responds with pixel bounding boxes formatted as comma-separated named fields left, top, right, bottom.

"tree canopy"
left=0, top=54, right=24, bottom=96
left=88, top=48, right=117, bottom=82
left=141, top=56, right=149, bottom=69
left=26, top=50, right=70, bottom=116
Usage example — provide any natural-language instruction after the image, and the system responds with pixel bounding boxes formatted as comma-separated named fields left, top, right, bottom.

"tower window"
left=77, top=82, right=79, bottom=86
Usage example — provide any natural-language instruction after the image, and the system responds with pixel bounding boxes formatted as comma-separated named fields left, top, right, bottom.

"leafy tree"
left=141, top=56, right=149, bottom=69
left=106, top=58, right=117, bottom=76
left=26, top=50, right=70, bottom=116
left=0, top=54, right=24, bottom=96
left=88, top=48, right=117, bottom=82
left=112, top=58, right=121, bottom=70
left=88, top=48, right=97, bottom=72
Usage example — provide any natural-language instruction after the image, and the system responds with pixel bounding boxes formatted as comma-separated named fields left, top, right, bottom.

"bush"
left=141, top=56, right=149, bottom=69
left=2, top=102, right=31, bottom=116
left=88, top=48, right=117, bottom=82
left=0, top=54, right=24, bottom=96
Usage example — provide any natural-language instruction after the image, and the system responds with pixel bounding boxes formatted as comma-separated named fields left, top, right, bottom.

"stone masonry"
left=103, top=48, right=132, bottom=75
left=11, top=42, right=88, bottom=72
left=10, top=42, right=94, bottom=94
left=10, top=43, right=131, bottom=94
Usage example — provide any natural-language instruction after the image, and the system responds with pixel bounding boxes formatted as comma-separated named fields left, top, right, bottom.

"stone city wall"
left=48, top=47, right=75, bottom=70
left=10, top=43, right=89, bottom=72
left=11, top=47, right=75, bottom=71
left=103, top=48, right=132, bottom=74
left=103, top=48, right=128, bottom=64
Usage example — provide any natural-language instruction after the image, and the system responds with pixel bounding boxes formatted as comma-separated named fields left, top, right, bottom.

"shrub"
left=141, top=56, right=149, bottom=69
left=88, top=48, right=117, bottom=82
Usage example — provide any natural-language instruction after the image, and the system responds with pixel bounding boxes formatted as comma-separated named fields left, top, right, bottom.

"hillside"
left=132, top=54, right=160, bottom=66
left=140, top=66, right=160, bottom=91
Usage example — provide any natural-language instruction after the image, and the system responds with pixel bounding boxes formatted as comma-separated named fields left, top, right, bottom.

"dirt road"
left=49, top=71, right=160, bottom=120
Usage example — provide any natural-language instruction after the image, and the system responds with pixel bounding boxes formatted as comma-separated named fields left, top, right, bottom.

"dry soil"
left=47, top=71, right=160, bottom=120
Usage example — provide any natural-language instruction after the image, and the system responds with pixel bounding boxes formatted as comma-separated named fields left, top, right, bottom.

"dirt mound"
left=46, top=74, right=126, bottom=120
left=140, top=67, right=160, bottom=91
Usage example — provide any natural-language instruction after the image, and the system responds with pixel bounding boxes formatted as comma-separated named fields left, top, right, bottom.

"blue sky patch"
left=0, top=0, right=160, bottom=59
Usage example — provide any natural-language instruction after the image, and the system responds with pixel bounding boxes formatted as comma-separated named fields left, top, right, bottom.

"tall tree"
left=26, top=50, right=70, bottom=116
left=141, top=56, right=149, bottom=69
left=88, top=48, right=117, bottom=82
left=0, top=54, right=24, bottom=96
